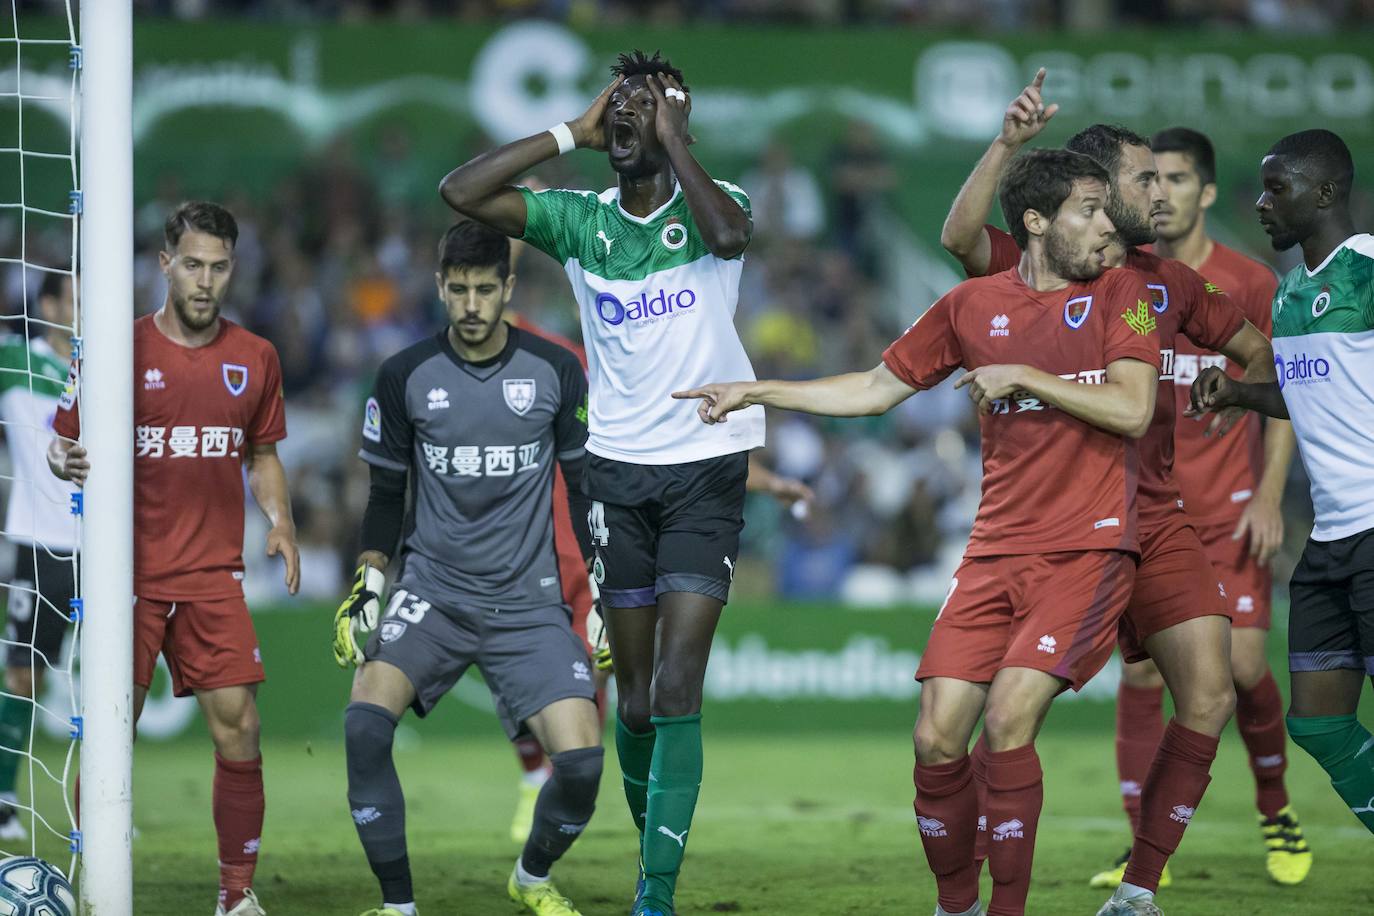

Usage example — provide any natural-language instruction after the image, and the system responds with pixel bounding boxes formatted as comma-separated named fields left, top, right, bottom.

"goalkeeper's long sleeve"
left=360, top=464, right=407, bottom=558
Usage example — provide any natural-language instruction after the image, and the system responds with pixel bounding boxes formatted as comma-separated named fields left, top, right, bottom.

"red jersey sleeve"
left=1100, top=269, right=1164, bottom=370
left=52, top=360, right=80, bottom=440
left=882, top=294, right=963, bottom=390
left=981, top=224, right=1021, bottom=276
left=1176, top=262, right=1246, bottom=353
left=248, top=344, right=287, bottom=445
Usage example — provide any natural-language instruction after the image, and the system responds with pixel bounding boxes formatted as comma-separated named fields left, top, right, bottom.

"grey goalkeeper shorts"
left=362, top=587, right=596, bottom=738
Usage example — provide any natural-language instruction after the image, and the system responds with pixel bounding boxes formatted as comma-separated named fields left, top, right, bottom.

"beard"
left=1044, top=224, right=1102, bottom=282
left=1106, top=185, right=1155, bottom=248
left=453, top=317, right=499, bottom=348
left=171, top=289, right=220, bottom=331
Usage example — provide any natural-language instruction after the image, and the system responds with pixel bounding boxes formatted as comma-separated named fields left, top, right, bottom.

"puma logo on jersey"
left=657, top=825, right=689, bottom=848
left=1352, top=795, right=1374, bottom=816
left=597, top=230, right=615, bottom=255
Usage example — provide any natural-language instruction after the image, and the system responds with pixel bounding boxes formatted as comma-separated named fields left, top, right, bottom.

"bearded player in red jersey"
left=941, top=74, right=1279, bottom=916
left=1096, top=127, right=1308, bottom=886
left=48, top=202, right=299, bottom=916
left=677, top=148, right=1160, bottom=916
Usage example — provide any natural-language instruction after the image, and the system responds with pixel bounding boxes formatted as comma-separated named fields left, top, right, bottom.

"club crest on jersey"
left=661, top=218, right=687, bottom=251
left=222, top=363, right=249, bottom=397
left=1147, top=283, right=1169, bottom=314
left=1064, top=295, right=1093, bottom=329
left=1312, top=286, right=1331, bottom=318
left=503, top=378, right=536, bottom=416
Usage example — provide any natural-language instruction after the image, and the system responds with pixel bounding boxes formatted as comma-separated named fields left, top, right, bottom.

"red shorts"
left=135, top=595, right=265, bottom=697
left=1195, top=519, right=1273, bottom=630
left=917, top=550, right=1137, bottom=691
left=1117, top=510, right=1230, bottom=663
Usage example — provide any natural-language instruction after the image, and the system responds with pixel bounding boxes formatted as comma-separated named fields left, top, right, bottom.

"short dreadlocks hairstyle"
left=611, top=50, right=689, bottom=92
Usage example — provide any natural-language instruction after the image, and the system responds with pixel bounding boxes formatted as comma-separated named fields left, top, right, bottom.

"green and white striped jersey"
left=1271, top=233, right=1374, bottom=541
left=0, top=335, right=78, bottom=549
left=520, top=182, right=765, bottom=465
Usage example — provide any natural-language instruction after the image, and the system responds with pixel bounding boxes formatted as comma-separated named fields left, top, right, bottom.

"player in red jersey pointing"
left=677, top=149, right=1160, bottom=916
left=49, top=202, right=298, bottom=916
left=941, top=72, right=1279, bottom=916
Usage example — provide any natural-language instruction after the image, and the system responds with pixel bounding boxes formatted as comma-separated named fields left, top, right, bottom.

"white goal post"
left=77, top=1, right=133, bottom=913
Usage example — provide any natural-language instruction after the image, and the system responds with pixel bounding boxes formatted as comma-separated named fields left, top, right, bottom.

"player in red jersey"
left=941, top=74, right=1279, bottom=916
left=48, top=202, right=298, bottom=916
left=677, top=148, right=1160, bottom=916
left=1109, top=128, right=1308, bottom=885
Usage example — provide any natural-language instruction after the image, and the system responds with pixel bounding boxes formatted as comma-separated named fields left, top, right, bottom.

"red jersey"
left=54, top=315, right=287, bottom=601
left=1165, top=243, right=1278, bottom=526
left=883, top=266, right=1159, bottom=557
left=982, top=225, right=1247, bottom=531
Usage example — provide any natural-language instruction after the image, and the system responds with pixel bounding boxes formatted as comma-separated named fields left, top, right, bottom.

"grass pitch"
left=131, top=726, right=1371, bottom=915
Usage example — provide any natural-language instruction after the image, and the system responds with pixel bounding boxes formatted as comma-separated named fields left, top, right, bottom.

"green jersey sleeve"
left=519, top=186, right=598, bottom=264
left=714, top=180, right=753, bottom=222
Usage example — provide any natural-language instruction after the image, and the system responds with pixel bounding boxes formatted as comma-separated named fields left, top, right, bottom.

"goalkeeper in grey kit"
left=333, top=221, right=603, bottom=916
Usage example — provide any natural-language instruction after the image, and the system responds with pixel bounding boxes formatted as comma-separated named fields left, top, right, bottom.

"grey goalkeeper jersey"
left=359, top=326, right=588, bottom=611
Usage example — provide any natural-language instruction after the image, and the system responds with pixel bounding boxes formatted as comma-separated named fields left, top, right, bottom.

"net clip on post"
left=67, top=45, right=82, bottom=71
left=67, top=190, right=83, bottom=215
left=68, top=598, right=82, bottom=623
left=69, top=492, right=82, bottom=517
left=68, top=830, right=82, bottom=854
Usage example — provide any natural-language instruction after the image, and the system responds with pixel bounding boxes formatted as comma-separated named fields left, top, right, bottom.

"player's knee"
left=1176, top=680, right=1236, bottom=733
left=345, top=702, right=398, bottom=773
left=550, top=746, right=604, bottom=805
left=1229, top=647, right=1268, bottom=691
left=1122, top=661, right=1165, bottom=690
left=912, top=719, right=964, bottom=765
left=981, top=701, right=1039, bottom=751
left=210, top=703, right=260, bottom=757
left=649, top=670, right=703, bottom=718
left=616, top=694, right=652, bottom=734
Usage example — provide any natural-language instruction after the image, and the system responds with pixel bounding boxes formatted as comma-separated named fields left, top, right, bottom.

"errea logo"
left=427, top=387, right=450, bottom=410
left=143, top=368, right=165, bottom=390
left=992, top=819, right=1025, bottom=841
left=1169, top=805, right=1195, bottom=825
left=1236, top=595, right=1255, bottom=614
left=917, top=816, right=948, bottom=838
left=1037, top=635, right=1057, bottom=654
left=989, top=314, right=1010, bottom=337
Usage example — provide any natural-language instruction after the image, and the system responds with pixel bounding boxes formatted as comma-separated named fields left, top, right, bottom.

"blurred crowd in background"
left=2, top=110, right=1324, bottom=608
left=78, top=0, right=1374, bottom=32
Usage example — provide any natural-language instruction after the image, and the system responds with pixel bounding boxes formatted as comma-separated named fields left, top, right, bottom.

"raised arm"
left=647, top=74, right=751, bottom=258
left=439, top=78, right=621, bottom=238
left=672, top=363, right=918, bottom=423
left=957, top=358, right=1159, bottom=439
left=246, top=441, right=300, bottom=595
left=941, top=68, right=1059, bottom=277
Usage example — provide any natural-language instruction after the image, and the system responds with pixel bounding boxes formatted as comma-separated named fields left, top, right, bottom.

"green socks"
left=641, top=714, right=703, bottom=911
left=0, top=696, right=30, bottom=796
left=615, top=716, right=656, bottom=838
left=1286, top=714, right=1374, bottom=834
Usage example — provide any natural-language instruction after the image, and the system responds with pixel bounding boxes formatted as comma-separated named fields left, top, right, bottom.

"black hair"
left=611, top=49, right=688, bottom=92
left=164, top=200, right=238, bottom=250
left=1152, top=127, right=1217, bottom=186
left=37, top=271, right=68, bottom=303
left=1065, top=124, right=1151, bottom=180
left=1266, top=129, right=1355, bottom=201
left=438, top=220, right=511, bottom=280
left=999, top=149, right=1112, bottom=250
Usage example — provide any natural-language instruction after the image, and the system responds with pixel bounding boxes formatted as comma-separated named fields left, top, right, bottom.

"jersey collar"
left=439, top=323, right=519, bottom=379
left=1305, top=234, right=1362, bottom=278
left=614, top=183, right=681, bottom=225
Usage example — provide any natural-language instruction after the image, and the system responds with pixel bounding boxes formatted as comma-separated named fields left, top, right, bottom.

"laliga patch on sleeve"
left=57, top=364, right=78, bottom=411
left=363, top=396, right=382, bottom=443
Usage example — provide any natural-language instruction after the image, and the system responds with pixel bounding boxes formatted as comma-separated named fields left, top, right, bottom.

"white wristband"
left=548, top=122, right=576, bottom=156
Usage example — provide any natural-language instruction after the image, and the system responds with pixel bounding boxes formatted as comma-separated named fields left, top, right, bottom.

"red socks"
left=914, top=757, right=980, bottom=914
left=214, top=753, right=265, bottom=910
left=1115, top=682, right=1165, bottom=835
left=1124, top=721, right=1218, bottom=891
left=514, top=735, right=550, bottom=776
left=971, top=735, right=991, bottom=867
left=984, top=745, right=1042, bottom=916
left=1235, top=672, right=1289, bottom=818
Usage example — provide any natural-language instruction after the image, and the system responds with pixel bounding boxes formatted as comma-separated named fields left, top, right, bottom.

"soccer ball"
left=0, top=856, right=75, bottom=916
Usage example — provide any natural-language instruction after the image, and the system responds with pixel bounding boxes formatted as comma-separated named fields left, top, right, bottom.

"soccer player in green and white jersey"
left=441, top=51, right=762, bottom=916
left=1191, top=129, right=1374, bottom=835
left=0, top=272, right=79, bottom=839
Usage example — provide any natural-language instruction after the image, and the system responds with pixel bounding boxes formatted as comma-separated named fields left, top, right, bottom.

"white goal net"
left=0, top=0, right=83, bottom=884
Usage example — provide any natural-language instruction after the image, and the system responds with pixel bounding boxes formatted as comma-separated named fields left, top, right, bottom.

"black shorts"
left=5, top=544, right=78, bottom=669
left=584, top=451, right=749, bottom=609
left=1288, top=527, right=1374, bottom=676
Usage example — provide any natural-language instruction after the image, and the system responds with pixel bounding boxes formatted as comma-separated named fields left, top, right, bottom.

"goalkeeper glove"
left=585, top=572, right=613, bottom=672
left=334, top=563, right=387, bottom=668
